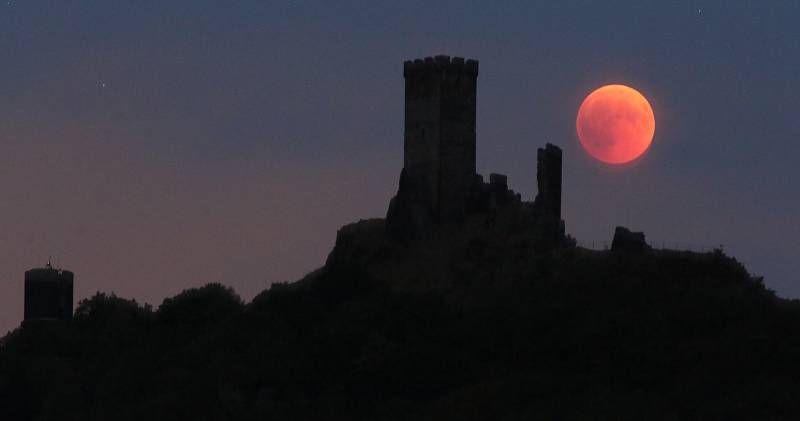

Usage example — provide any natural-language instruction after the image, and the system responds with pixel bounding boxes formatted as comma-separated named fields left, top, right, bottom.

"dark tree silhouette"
left=2, top=246, right=799, bottom=420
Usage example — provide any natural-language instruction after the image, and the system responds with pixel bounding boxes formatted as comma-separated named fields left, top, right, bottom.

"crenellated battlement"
left=403, top=55, right=479, bottom=78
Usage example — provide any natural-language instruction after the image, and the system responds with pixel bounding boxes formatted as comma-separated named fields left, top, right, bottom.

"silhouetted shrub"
left=157, top=283, right=243, bottom=326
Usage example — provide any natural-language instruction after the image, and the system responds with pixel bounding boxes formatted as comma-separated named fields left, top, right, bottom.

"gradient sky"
left=0, top=1, right=798, bottom=334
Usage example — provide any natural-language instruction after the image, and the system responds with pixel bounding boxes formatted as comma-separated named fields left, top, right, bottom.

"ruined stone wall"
left=536, top=143, right=562, bottom=219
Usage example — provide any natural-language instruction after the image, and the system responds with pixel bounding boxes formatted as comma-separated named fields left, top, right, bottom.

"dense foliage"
left=1, top=249, right=798, bottom=420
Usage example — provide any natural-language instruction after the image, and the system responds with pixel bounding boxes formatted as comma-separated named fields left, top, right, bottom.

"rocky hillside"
left=1, top=219, right=797, bottom=421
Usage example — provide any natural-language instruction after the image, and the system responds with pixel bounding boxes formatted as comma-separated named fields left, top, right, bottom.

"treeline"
left=1, top=249, right=799, bottom=420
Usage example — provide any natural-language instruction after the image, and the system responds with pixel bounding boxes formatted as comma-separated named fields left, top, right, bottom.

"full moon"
left=576, top=84, right=655, bottom=164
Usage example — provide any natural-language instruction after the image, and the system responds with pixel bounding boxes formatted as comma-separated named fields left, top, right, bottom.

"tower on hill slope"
left=396, top=56, right=479, bottom=225
left=24, top=262, right=73, bottom=322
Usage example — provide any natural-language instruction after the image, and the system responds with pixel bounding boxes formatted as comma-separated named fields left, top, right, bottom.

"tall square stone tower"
left=402, top=55, right=479, bottom=222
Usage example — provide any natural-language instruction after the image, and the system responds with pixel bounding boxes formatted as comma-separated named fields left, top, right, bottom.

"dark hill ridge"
left=1, top=235, right=796, bottom=420
left=2, top=55, right=799, bottom=419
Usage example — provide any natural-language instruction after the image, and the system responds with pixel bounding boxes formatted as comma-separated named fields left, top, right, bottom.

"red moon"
left=576, top=84, right=655, bottom=164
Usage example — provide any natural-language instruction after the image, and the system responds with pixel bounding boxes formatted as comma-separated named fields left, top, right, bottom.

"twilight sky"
left=1, top=1, right=798, bottom=334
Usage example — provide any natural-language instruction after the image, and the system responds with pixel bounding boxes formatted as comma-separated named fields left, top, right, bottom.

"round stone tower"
left=24, top=262, right=74, bottom=321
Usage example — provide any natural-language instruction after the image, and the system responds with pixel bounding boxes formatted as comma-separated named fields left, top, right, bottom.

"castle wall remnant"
left=24, top=263, right=73, bottom=321
left=403, top=55, right=478, bottom=223
left=611, top=226, right=649, bottom=252
left=535, top=143, right=562, bottom=220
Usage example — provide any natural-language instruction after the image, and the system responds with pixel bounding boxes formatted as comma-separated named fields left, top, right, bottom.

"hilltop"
left=2, top=55, right=799, bottom=420
left=1, top=227, right=796, bottom=420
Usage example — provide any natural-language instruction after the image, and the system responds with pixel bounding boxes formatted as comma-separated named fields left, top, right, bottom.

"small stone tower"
left=24, top=263, right=73, bottom=321
left=402, top=55, right=479, bottom=223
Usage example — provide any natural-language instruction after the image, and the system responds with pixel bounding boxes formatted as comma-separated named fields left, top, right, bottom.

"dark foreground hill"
left=1, top=220, right=799, bottom=420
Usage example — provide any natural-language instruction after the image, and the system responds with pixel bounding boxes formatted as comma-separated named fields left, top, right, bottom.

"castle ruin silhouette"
left=385, top=55, right=565, bottom=245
